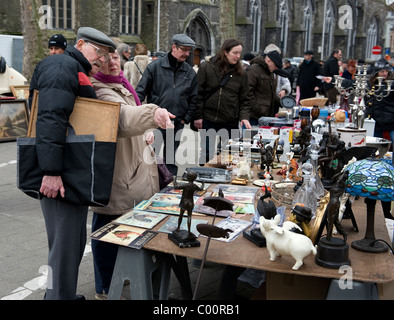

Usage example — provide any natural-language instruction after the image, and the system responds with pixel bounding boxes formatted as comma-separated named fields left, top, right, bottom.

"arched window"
left=278, top=0, right=289, bottom=54
left=249, top=0, right=262, bottom=52
left=365, top=18, right=378, bottom=60
left=120, top=0, right=141, bottom=35
left=304, top=0, right=312, bottom=51
left=41, top=0, right=75, bottom=30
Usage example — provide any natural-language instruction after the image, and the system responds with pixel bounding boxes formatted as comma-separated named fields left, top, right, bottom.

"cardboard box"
left=266, top=272, right=331, bottom=300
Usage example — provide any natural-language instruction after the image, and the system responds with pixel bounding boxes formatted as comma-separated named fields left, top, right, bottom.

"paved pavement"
left=0, top=130, right=256, bottom=301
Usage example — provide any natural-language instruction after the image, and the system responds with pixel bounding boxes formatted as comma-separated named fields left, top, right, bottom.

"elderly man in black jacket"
left=28, top=27, right=116, bottom=300
left=136, top=34, right=198, bottom=175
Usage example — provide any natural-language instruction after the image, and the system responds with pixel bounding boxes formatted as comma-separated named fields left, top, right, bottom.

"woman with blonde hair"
left=124, top=43, right=151, bottom=88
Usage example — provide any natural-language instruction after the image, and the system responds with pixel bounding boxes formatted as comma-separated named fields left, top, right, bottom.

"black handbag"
left=17, top=125, right=116, bottom=207
left=156, top=156, right=173, bottom=190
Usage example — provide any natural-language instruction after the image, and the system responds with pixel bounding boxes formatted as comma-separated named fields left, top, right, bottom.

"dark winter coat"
left=296, top=58, right=322, bottom=100
left=246, top=55, right=280, bottom=118
left=365, top=73, right=394, bottom=131
left=195, top=58, right=250, bottom=127
left=135, top=53, right=198, bottom=124
left=28, top=46, right=97, bottom=176
left=323, top=55, right=339, bottom=91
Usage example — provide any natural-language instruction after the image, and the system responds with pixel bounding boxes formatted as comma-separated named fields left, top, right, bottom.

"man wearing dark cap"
left=296, top=50, right=322, bottom=102
left=136, top=34, right=198, bottom=175
left=48, top=34, right=67, bottom=55
left=246, top=49, right=284, bottom=123
left=28, top=27, right=116, bottom=300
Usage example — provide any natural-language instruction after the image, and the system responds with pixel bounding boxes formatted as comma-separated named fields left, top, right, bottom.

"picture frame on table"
left=0, top=99, right=29, bottom=142
left=10, top=85, right=30, bottom=100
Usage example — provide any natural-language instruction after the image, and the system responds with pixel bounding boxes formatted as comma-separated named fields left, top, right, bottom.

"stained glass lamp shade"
left=345, top=159, right=394, bottom=252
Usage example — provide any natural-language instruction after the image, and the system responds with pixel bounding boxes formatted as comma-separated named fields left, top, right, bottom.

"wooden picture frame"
left=28, top=90, right=120, bottom=143
left=0, top=99, right=29, bottom=142
left=10, top=85, right=30, bottom=100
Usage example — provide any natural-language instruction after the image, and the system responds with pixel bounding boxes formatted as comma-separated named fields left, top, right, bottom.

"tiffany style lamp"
left=345, top=159, right=394, bottom=253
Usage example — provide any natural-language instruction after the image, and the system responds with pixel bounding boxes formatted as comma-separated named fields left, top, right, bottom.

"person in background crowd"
left=283, top=59, right=297, bottom=93
left=342, top=59, right=357, bottom=80
left=151, top=51, right=166, bottom=61
left=124, top=43, right=151, bottom=89
left=246, top=47, right=283, bottom=125
left=28, top=27, right=117, bottom=300
left=136, top=34, right=198, bottom=176
left=48, top=33, right=67, bottom=55
left=90, top=50, right=175, bottom=300
left=241, top=52, right=255, bottom=69
left=365, top=57, right=394, bottom=220
left=296, top=50, right=322, bottom=103
left=194, top=39, right=251, bottom=165
left=323, top=48, right=342, bottom=105
left=262, top=44, right=291, bottom=99
left=117, top=43, right=132, bottom=69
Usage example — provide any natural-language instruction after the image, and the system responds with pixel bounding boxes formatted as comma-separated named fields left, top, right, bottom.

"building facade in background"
left=0, top=0, right=392, bottom=71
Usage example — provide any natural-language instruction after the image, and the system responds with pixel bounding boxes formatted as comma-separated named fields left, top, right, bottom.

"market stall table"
left=107, top=174, right=393, bottom=300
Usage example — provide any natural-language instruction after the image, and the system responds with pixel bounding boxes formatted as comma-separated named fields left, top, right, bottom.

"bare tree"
left=19, top=0, right=48, bottom=81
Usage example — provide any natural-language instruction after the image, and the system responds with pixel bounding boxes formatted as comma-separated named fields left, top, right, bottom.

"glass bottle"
left=310, top=142, right=325, bottom=200
left=292, top=162, right=317, bottom=217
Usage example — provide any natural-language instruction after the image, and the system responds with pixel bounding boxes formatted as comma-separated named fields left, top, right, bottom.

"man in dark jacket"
left=136, top=34, right=198, bottom=175
left=28, top=27, right=116, bottom=300
left=296, top=50, right=322, bottom=102
left=323, top=48, right=342, bottom=105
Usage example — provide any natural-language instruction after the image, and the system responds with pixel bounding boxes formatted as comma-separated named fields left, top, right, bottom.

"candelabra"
left=334, top=65, right=394, bottom=128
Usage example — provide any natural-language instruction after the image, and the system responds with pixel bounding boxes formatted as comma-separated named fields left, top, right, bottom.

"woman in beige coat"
left=90, top=51, right=174, bottom=299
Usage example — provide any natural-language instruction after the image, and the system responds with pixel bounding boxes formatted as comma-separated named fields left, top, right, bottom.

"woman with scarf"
left=90, top=51, right=175, bottom=299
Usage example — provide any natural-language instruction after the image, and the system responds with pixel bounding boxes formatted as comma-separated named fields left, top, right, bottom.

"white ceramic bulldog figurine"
left=259, top=215, right=317, bottom=270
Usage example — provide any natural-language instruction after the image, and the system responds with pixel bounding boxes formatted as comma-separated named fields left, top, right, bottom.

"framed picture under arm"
left=0, top=99, right=29, bottom=142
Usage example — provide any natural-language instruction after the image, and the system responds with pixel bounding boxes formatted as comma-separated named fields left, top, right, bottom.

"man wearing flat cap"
left=296, top=50, right=322, bottom=103
left=136, top=34, right=198, bottom=176
left=28, top=27, right=116, bottom=300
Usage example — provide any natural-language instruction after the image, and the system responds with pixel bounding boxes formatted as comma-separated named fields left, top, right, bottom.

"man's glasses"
left=176, top=45, right=192, bottom=53
left=86, top=42, right=110, bottom=62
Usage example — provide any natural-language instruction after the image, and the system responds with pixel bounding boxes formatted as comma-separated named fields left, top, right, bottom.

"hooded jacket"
left=28, top=46, right=97, bottom=176
left=246, top=55, right=281, bottom=118
left=90, top=78, right=160, bottom=215
left=195, top=57, right=250, bottom=127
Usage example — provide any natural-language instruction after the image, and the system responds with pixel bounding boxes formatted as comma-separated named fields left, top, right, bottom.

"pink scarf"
left=93, top=70, right=141, bottom=106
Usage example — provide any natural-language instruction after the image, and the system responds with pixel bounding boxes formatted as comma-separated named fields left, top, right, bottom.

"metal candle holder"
left=334, top=65, right=393, bottom=129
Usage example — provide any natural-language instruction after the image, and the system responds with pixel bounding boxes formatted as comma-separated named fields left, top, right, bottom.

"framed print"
left=10, top=85, right=30, bottom=100
left=0, top=99, right=29, bottom=142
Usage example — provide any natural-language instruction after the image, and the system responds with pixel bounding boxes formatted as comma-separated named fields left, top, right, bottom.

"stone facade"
left=0, top=0, right=391, bottom=64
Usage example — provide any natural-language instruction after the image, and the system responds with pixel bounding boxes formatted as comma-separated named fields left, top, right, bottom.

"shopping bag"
left=17, top=125, right=116, bottom=207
